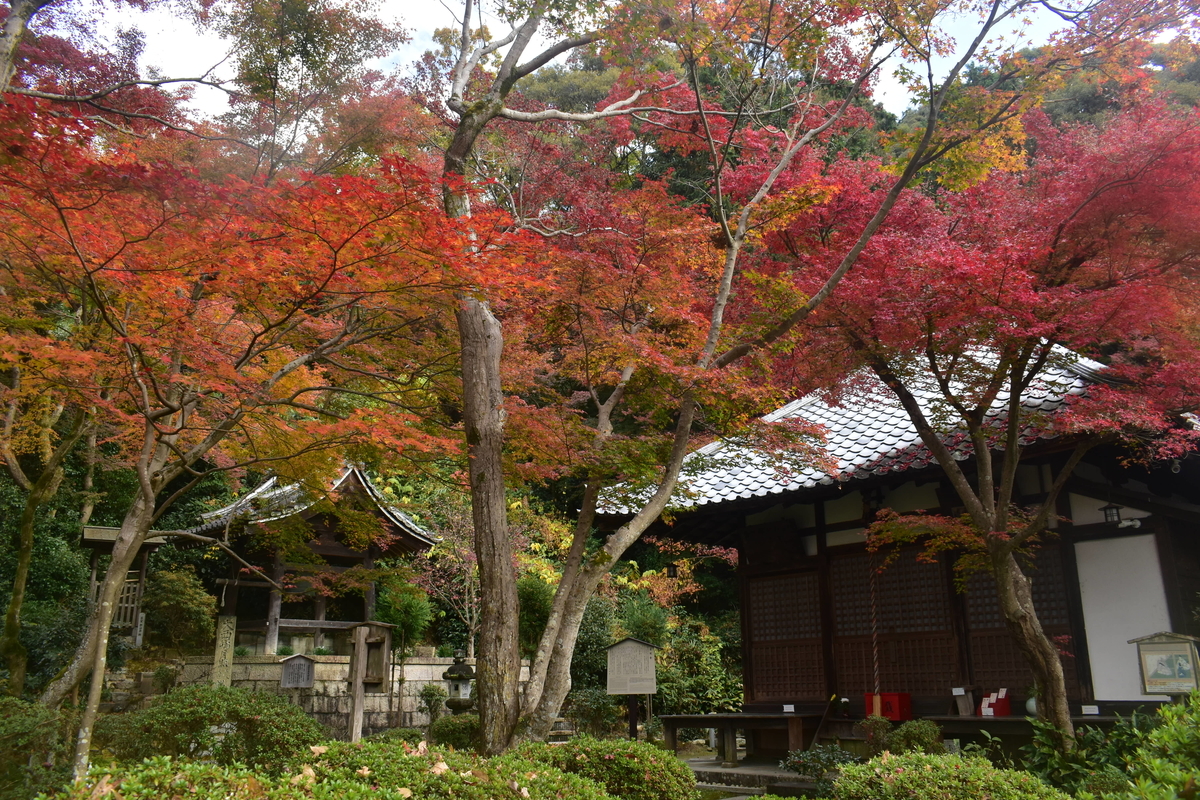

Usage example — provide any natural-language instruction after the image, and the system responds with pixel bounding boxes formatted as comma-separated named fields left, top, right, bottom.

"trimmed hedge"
left=515, top=737, right=699, bottom=800
left=0, top=697, right=74, bottom=800
left=365, top=727, right=426, bottom=746
left=62, top=743, right=617, bottom=800
left=835, top=753, right=1070, bottom=800
left=60, top=757, right=416, bottom=800
left=93, top=684, right=325, bottom=772
left=428, top=713, right=480, bottom=751
left=298, top=740, right=614, bottom=800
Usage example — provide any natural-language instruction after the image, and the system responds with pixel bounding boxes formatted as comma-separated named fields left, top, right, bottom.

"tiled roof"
left=603, top=352, right=1101, bottom=515
left=185, top=466, right=437, bottom=549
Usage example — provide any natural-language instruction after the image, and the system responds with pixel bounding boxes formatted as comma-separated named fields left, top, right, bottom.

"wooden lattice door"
left=829, top=549, right=961, bottom=696
left=745, top=571, right=825, bottom=701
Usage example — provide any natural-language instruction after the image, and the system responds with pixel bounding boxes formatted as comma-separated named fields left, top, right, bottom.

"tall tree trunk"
left=0, top=0, right=50, bottom=91
left=2, top=466, right=64, bottom=696
left=518, top=558, right=606, bottom=742
left=456, top=298, right=520, bottom=755
left=69, top=499, right=154, bottom=779
left=991, top=545, right=1075, bottom=749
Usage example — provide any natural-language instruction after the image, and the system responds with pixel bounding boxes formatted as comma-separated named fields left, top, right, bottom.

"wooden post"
left=264, top=556, right=283, bottom=655
left=349, top=625, right=369, bottom=742
left=88, top=550, right=99, bottom=605
left=627, top=695, right=638, bottom=740
left=314, top=596, right=327, bottom=651
left=362, top=550, right=376, bottom=620
left=721, top=722, right=738, bottom=768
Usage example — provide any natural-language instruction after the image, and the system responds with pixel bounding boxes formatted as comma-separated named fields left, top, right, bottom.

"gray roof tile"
left=602, top=351, right=1100, bottom=515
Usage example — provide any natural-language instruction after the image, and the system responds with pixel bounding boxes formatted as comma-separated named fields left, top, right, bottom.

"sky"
left=115, top=0, right=1063, bottom=120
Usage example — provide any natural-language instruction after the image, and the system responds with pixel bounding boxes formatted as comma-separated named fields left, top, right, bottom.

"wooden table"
left=659, top=713, right=824, bottom=767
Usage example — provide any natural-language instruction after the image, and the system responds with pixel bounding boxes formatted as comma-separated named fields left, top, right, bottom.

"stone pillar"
left=212, top=615, right=237, bottom=686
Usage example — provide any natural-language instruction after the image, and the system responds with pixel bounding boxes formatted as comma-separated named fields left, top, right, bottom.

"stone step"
left=688, top=759, right=796, bottom=791
left=695, top=784, right=765, bottom=797
left=764, top=781, right=820, bottom=798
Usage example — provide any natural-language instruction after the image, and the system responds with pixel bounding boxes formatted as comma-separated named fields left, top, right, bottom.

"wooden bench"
left=659, top=713, right=824, bottom=767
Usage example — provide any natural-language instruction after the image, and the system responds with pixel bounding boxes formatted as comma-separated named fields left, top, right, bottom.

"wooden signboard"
left=1130, top=632, right=1200, bottom=695
left=606, top=638, right=659, bottom=695
left=280, top=654, right=316, bottom=689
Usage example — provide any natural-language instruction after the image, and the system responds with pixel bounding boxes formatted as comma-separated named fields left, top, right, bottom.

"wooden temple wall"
left=741, top=539, right=1081, bottom=713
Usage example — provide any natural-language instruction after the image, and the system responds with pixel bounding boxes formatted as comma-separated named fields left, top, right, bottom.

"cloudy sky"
left=113, top=0, right=1059, bottom=120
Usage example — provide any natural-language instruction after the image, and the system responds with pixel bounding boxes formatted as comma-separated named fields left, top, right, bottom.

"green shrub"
left=296, top=740, right=614, bottom=800
left=516, top=736, right=699, bottom=800
left=61, top=756, right=425, bottom=800
left=1021, top=711, right=1156, bottom=793
left=781, top=743, right=863, bottom=797
left=1079, top=765, right=1132, bottom=795
left=855, top=715, right=893, bottom=757
left=141, top=567, right=217, bottom=651
left=93, top=684, right=325, bottom=772
left=886, top=719, right=945, bottom=754
left=375, top=576, right=433, bottom=655
left=151, top=665, right=177, bottom=694
left=655, top=617, right=742, bottom=716
left=1087, top=691, right=1200, bottom=800
left=565, top=686, right=622, bottom=737
left=365, top=727, right=426, bottom=746
left=0, top=697, right=74, bottom=800
left=571, top=598, right=615, bottom=691
left=428, top=713, right=479, bottom=751
left=834, top=752, right=1069, bottom=800
left=518, top=576, right=555, bottom=659
left=418, top=683, right=448, bottom=723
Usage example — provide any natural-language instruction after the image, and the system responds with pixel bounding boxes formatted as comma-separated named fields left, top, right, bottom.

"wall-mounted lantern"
left=443, top=649, right=476, bottom=714
left=1101, top=503, right=1123, bottom=524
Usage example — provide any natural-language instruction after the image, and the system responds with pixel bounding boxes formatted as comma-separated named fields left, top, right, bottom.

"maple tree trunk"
left=518, top=557, right=609, bottom=742
left=1, top=467, right=63, bottom=697
left=456, top=297, right=521, bottom=755
left=990, top=543, right=1075, bottom=750
left=39, top=494, right=151, bottom=708
left=68, top=497, right=156, bottom=779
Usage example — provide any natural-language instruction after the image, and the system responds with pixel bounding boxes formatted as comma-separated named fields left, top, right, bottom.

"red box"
left=978, top=697, right=1011, bottom=717
left=864, top=692, right=912, bottom=721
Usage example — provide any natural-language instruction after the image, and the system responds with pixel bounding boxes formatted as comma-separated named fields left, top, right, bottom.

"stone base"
left=179, top=654, right=529, bottom=737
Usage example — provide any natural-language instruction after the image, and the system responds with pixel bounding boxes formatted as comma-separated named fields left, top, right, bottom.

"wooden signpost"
left=607, top=638, right=659, bottom=740
left=280, top=654, right=316, bottom=689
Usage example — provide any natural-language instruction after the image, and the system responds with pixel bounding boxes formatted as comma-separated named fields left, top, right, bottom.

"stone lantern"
left=443, top=650, right=475, bottom=714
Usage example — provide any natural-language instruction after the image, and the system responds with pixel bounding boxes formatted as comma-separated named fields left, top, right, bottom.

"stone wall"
left=180, top=652, right=529, bottom=738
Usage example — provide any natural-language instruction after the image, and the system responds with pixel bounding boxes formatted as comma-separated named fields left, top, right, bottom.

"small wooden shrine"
left=80, top=526, right=170, bottom=645
left=195, top=466, right=435, bottom=658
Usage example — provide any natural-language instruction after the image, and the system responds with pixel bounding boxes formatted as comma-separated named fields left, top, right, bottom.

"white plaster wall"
left=825, top=492, right=863, bottom=524
left=826, top=528, right=866, bottom=547
left=1069, top=493, right=1152, bottom=526
left=882, top=481, right=940, bottom=513
left=746, top=502, right=817, bottom=529
left=1075, top=535, right=1172, bottom=701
